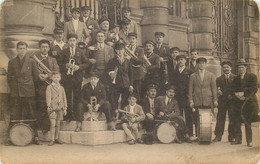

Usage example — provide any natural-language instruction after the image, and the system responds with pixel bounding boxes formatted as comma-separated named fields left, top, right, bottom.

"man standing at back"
left=80, top=6, right=99, bottom=32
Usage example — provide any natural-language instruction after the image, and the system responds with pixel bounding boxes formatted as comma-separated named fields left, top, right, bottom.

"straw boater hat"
left=236, top=58, right=249, bottom=66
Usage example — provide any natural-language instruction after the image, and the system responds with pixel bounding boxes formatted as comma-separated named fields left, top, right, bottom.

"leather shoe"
left=212, top=137, right=221, bottom=142
left=231, top=141, right=241, bottom=145
left=55, top=139, right=64, bottom=144
left=34, top=137, right=42, bottom=145
left=247, top=142, right=252, bottom=147
left=128, top=139, right=136, bottom=145
left=48, top=141, right=55, bottom=146
left=175, top=137, right=182, bottom=144
left=136, top=138, right=143, bottom=144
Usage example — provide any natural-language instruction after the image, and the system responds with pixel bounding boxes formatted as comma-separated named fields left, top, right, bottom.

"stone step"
left=81, top=121, right=107, bottom=132
left=38, top=130, right=129, bottom=146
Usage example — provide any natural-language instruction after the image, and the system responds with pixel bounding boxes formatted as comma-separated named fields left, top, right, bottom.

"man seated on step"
left=155, top=85, right=192, bottom=144
left=121, top=93, right=145, bottom=145
left=75, top=72, right=115, bottom=132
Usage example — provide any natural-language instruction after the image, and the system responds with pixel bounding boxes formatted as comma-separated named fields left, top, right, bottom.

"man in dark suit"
left=35, top=39, right=60, bottom=133
left=153, top=32, right=169, bottom=60
left=142, top=40, right=160, bottom=98
left=231, top=59, right=259, bottom=147
left=76, top=72, right=114, bottom=131
left=141, top=84, right=157, bottom=133
left=106, top=42, right=133, bottom=117
left=213, top=61, right=236, bottom=142
left=173, top=54, right=193, bottom=137
left=63, top=8, right=91, bottom=44
left=167, top=47, right=180, bottom=86
left=61, top=34, right=94, bottom=121
left=80, top=6, right=99, bottom=32
left=155, top=85, right=191, bottom=143
left=118, top=19, right=131, bottom=45
left=7, top=41, right=41, bottom=145
left=86, top=30, right=114, bottom=84
left=189, top=57, right=218, bottom=136
left=125, top=32, right=145, bottom=102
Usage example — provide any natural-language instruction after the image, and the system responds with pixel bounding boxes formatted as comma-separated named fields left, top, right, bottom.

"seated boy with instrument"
left=155, top=85, right=191, bottom=143
left=121, top=93, right=145, bottom=145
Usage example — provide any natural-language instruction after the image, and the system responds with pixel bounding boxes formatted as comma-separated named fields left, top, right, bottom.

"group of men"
left=5, top=6, right=259, bottom=146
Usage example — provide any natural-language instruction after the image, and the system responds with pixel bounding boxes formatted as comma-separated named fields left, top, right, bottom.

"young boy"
left=46, top=72, right=67, bottom=146
left=121, top=93, right=145, bottom=145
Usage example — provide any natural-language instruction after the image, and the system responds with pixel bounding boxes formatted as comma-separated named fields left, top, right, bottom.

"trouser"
left=233, top=100, right=252, bottom=143
left=214, top=101, right=235, bottom=140
left=179, top=102, right=193, bottom=137
left=0, top=93, right=10, bottom=121
left=36, top=82, right=50, bottom=131
left=50, top=119, right=61, bottom=141
left=142, top=117, right=156, bottom=133
left=109, top=85, right=129, bottom=118
left=63, top=78, right=82, bottom=121
left=133, top=80, right=142, bottom=103
left=76, top=101, right=112, bottom=122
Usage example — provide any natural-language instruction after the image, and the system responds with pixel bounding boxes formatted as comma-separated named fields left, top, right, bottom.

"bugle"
left=112, top=67, right=118, bottom=84
left=115, top=109, right=139, bottom=117
left=67, top=58, right=75, bottom=75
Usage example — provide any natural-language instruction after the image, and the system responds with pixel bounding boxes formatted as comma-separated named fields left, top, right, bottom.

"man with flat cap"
left=80, top=6, right=99, bottom=31
left=122, top=7, right=138, bottom=34
left=188, top=57, right=218, bottom=136
left=173, top=54, right=193, bottom=137
left=118, top=18, right=131, bottom=45
left=231, top=59, right=259, bottom=147
left=106, top=42, right=133, bottom=118
left=125, top=32, right=145, bottom=101
left=212, top=61, right=236, bottom=142
left=63, top=8, right=91, bottom=44
left=155, top=85, right=192, bottom=143
left=142, top=40, right=160, bottom=98
left=50, top=28, right=66, bottom=69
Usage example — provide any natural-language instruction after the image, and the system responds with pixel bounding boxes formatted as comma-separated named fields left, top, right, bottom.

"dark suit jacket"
left=118, top=30, right=129, bottom=45
left=34, top=53, right=60, bottom=74
left=216, top=73, right=236, bottom=105
left=155, top=96, right=180, bottom=118
left=153, top=44, right=170, bottom=59
left=189, top=70, right=217, bottom=107
left=173, top=67, right=193, bottom=106
left=106, top=57, right=133, bottom=88
left=7, top=54, right=39, bottom=97
left=167, top=59, right=178, bottom=84
left=232, top=72, right=259, bottom=122
left=63, top=20, right=90, bottom=43
left=146, top=52, right=160, bottom=80
left=79, top=16, right=99, bottom=31
left=49, top=41, right=65, bottom=68
left=141, top=97, right=156, bottom=115
left=79, top=82, right=106, bottom=106
left=61, top=47, right=89, bottom=84
left=189, top=60, right=198, bottom=73
left=129, top=46, right=145, bottom=81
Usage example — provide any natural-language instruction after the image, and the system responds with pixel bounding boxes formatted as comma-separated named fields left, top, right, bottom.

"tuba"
left=32, top=54, right=52, bottom=84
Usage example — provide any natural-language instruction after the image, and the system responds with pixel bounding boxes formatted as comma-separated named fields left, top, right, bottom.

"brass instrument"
left=67, top=56, right=75, bottom=75
left=32, top=54, right=52, bottom=84
left=125, top=46, right=151, bottom=67
left=112, top=67, right=118, bottom=84
left=89, top=96, right=97, bottom=122
left=116, top=109, right=139, bottom=117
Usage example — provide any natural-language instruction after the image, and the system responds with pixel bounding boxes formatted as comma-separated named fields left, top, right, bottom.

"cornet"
left=67, top=58, right=75, bottom=75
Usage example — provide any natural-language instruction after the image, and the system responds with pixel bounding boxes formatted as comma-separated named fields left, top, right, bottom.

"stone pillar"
left=188, top=0, right=220, bottom=76
left=140, top=0, right=169, bottom=45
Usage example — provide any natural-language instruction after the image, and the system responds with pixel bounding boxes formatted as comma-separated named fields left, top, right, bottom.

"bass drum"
left=9, top=123, right=34, bottom=146
left=197, top=108, right=212, bottom=143
left=155, top=122, right=177, bottom=144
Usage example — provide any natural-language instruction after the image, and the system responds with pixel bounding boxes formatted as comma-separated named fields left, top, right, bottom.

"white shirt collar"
left=41, top=53, right=48, bottom=58
left=97, top=42, right=105, bottom=49
left=129, top=104, right=136, bottom=113
left=165, top=96, right=171, bottom=105
left=225, top=73, right=231, bottom=79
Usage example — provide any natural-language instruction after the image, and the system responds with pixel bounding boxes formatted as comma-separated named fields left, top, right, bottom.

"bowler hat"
left=145, top=40, right=155, bottom=47
left=154, top=32, right=165, bottom=37
left=71, top=8, right=81, bottom=13
left=221, top=61, right=232, bottom=67
left=176, top=54, right=187, bottom=60
left=196, top=57, right=207, bottom=64
left=81, top=6, right=92, bottom=11
left=236, top=58, right=249, bottom=66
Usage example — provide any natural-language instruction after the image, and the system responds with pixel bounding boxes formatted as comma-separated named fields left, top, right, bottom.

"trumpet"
left=90, top=96, right=97, bottom=121
left=32, top=54, right=52, bottom=84
left=67, top=58, right=75, bottom=75
left=125, top=46, right=151, bottom=67
left=112, top=67, right=118, bottom=84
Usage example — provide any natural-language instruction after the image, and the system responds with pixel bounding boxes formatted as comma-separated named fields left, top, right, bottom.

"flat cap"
left=128, top=32, right=137, bottom=38
left=114, top=42, right=125, bottom=50
left=53, top=28, right=64, bottom=34
left=196, top=57, right=207, bottom=64
left=71, top=8, right=81, bottom=13
left=98, top=17, right=110, bottom=24
left=128, top=92, right=138, bottom=99
left=147, top=84, right=157, bottom=90
left=145, top=40, right=155, bottom=46
left=78, top=42, right=86, bottom=49
left=221, top=61, right=232, bottom=67
left=176, top=54, right=187, bottom=60
left=166, top=84, right=176, bottom=91
left=81, top=6, right=92, bottom=11
left=89, top=71, right=100, bottom=78
left=170, top=47, right=180, bottom=53
left=154, top=32, right=165, bottom=37
left=67, top=33, right=78, bottom=40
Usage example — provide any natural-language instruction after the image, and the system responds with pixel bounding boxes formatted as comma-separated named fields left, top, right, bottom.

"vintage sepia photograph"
left=0, top=0, right=259, bottom=163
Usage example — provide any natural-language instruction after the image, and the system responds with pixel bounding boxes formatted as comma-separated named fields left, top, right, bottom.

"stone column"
left=188, top=0, right=220, bottom=76
left=140, top=0, right=169, bottom=45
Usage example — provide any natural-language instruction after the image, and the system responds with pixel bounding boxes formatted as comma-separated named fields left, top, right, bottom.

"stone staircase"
left=37, top=121, right=129, bottom=146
